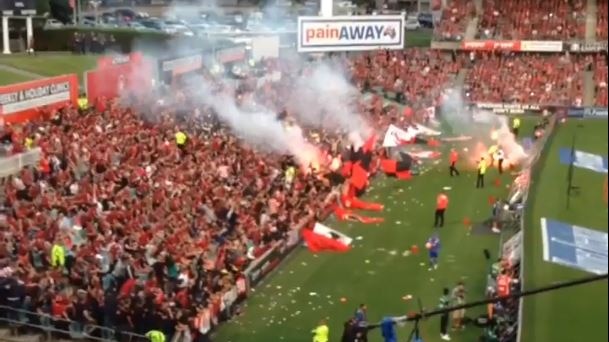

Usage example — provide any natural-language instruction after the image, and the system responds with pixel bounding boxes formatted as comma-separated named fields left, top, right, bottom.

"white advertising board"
left=297, top=15, right=405, bottom=53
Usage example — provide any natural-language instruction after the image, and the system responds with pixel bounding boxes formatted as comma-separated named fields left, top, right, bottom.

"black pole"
left=566, top=132, right=577, bottom=210
left=397, top=273, right=607, bottom=323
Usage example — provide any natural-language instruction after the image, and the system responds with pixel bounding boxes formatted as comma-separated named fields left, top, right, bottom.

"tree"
left=49, top=0, right=72, bottom=24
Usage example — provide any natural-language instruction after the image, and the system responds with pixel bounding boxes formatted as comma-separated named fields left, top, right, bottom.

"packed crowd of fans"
left=0, top=84, right=340, bottom=341
left=478, top=0, right=586, bottom=40
left=434, top=0, right=476, bottom=41
left=464, top=52, right=587, bottom=106
left=598, top=0, right=608, bottom=40
left=0, top=43, right=606, bottom=342
left=595, top=54, right=608, bottom=106
left=350, top=49, right=465, bottom=117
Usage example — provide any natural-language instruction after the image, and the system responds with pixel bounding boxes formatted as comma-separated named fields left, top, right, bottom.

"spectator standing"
left=438, top=287, right=451, bottom=341
left=434, top=191, right=449, bottom=228
left=449, top=148, right=460, bottom=177
left=477, top=158, right=487, bottom=188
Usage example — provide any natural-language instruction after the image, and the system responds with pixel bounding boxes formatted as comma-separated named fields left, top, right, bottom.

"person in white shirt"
left=494, top=148, right=505, bottom=174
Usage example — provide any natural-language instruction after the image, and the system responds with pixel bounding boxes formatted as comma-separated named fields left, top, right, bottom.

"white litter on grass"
left=276, top=285, right=282, bottom=289
left=294, top=310, right=301, bottom=316
left=301, top=262, right=308, bottom=266
left=388, top=250, right=398, bottom=256
left=326, top=295, right=331, bottom=299
left=365, top=259, right=370, bottom=264
left=329, top=301, right=334, bottom=305
left=289, top=270, right=294, bottom=274
left=419, top=262, right=425, bottom=266
left=443, top=186, right=452, bottom=191
left=367, top=270, right=376, bottom=275
left=376, top=247, right=387, bottom=252
left=291, top=299, right=296, bottom=304
left=355, top=236, right=364, bottom=240
left=430, top=278, right=435, bottom=282
left=402, top=250, right=412, bottom=257
left=396, top=220, right=402, bottom=224
left=309, top=292, right=318, bottom=296
left=398, top=189, right=404, bottom=193
left=402, top=294, right=413, bottom=300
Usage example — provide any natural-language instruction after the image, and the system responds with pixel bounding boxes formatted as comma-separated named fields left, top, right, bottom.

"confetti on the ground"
left=301, top=262, right=308, bottom=266
left=396, top=220, right=402, bottom=224
left=430, top=278, right=435, bottom=282
left=365, top=259, right=370, bottom=264
left=355, top=236, right=363, bottom=240
left=388, top=250, right=398, bottom=256
left=402, top=250, right=412, bottom=257
left=276, top=285, right=282, bottom=289
left=402, top=295, right=413, bottom=300
left=309, top=292, right=318, bottom=296
left=419, top=262, right=425, bottom=266
left=443, top=186, right=452, bottom=190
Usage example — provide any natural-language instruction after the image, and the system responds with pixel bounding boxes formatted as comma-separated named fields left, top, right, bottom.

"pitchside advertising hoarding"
left=297, top=15, right=405, bottom=53
left=85, top=52, right=153, bottom=103
left=0, top=74, right=78, bottom=123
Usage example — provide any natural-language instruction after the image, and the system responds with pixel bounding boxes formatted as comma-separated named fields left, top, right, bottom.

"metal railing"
left=0, top=148, right=42, bottom=178
left=0, top=305, right=147, bottom=342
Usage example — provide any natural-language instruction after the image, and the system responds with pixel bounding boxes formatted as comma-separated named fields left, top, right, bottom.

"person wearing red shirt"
left=449, top=148, right=460, bottom=177
left=435, top=192, right=449, bottom=228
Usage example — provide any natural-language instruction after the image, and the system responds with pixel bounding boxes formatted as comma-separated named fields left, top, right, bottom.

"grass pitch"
left=217, top=120, right=538, bottom=342
left=522, top=119, right=608, bottom=342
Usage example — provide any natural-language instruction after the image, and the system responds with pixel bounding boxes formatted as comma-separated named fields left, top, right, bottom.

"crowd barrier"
left=0, top=147, right=41, bottom=178
left=0, top=305, right=147, bottom=342
left=501, top=114, right=559, bottom=342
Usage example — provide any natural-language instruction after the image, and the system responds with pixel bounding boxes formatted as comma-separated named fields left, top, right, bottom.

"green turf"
left=522, top=119, right=608, bottom=342
left=0, top=54, right=97, bottom=84
left=405, top=29, right=433, bottom=47
left=0, top=69, right=34, bottom=86
left=217, top=120, right=538, bottom=342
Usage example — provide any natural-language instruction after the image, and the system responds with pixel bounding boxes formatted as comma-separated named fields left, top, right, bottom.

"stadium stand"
left=595, top=54, right=608, bottom=107
left=464, top=52, right=587, bottom=106
left=598, top=0, right=608, bottom=40
left=478, top=0, right=586, bottom=40
left=434, top=0, right=475, bottom=41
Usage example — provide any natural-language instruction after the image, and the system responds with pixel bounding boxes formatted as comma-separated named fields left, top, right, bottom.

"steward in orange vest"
left=434, top=192, right=449, bottom=228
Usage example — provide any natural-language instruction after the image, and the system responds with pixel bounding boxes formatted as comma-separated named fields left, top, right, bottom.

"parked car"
left=404, top=17, right=421, bottom=30
left=417, top=12, right=434, bottom=28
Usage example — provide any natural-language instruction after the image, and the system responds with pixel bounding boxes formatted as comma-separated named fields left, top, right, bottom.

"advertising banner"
left=460, top=40, right=562, bottom=52
left=0, top=74, right=78, bottom=123
left=475, top=102, right=542, bottom=114
left=245, top=242, right=287, bottom=287
left=568, top=41, right=608, bottom=53
left=297, top=15, right=405, bottom=52
left=568, top=107, right=609, bottom=118
left=86, top=52, right=152, bottom=103
left=216, top=46, right=247, bottom=64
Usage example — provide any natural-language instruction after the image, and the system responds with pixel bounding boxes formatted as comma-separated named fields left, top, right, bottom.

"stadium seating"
left=478, top=0, right=586, bottom=40
left=598, top=0, right=608, bottom=40
left=0, top=99, right=333, bottom=337
left=595, top=54, right=608, bottom=107
left=434, top=0, right=475, bottom=41
left=465, top=52, right=586, bottom=106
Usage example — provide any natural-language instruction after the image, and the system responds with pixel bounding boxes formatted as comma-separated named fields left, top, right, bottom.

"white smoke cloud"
left=440, top=88, right=527, bottom=166
left=288, top=61, right=372, bottom=147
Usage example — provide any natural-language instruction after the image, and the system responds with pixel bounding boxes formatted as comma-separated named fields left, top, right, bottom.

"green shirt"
left=146, top=330, right=166, bottom=342
left=439, top=295, right=450, bottom=309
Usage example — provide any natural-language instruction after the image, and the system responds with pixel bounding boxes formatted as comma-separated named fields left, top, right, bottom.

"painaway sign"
left=297, top=15, right=405, bottom=52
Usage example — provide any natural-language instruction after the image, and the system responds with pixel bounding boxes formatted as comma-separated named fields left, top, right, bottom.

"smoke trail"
left=189, top=76, right=321, bottom=168
left=288, top=61, right=372, bottom=148
left=440, top=88, right=527, bottom=166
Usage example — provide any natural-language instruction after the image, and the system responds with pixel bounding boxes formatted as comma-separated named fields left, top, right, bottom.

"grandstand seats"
left=478, top=0, right=586, bottom=40
left=465, top=52, right=587, bottom=106
left=598, top=0, right=608, bottom=40
left=595, top=54, right=608, bottom=106
left=434, top=0, right=475, bottom=41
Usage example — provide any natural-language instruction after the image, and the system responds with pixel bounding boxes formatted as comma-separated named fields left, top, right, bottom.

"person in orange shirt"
left=435, top=192, right=449, bottom=228
left=449, top=148, right=460, bottom=177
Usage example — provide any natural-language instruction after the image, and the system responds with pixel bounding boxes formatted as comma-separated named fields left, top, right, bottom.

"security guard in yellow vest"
left=175, top=131, right=187, bottom=152
left=77, top=96, right=88, bottom=111
left=312, top=319, right=329, bottom=342
left=512, top=117, right=521, bottom=137
left=145, top=330, right=166, bottom=342
left=285, top=166, right=296, bottom=187
left=476, top=157, right=488, bottom=189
